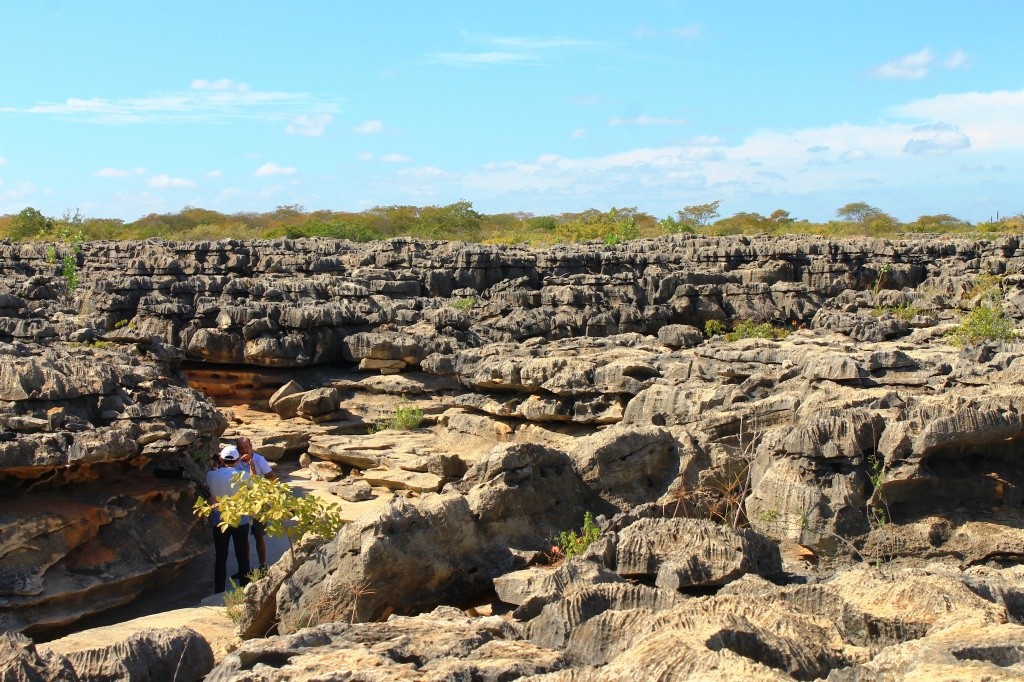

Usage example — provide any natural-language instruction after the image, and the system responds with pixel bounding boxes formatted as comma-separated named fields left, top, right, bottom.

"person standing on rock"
left=235, top=436, right=276, bottom=572
left=207, top=445, right=251, bottom=593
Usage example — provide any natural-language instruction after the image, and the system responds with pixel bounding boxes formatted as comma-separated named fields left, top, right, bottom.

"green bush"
left=871, top=303, right=921, bottom=321
left=724, top=320, right=791, bottom=342
left=371, top=401, right=425, bottom=432
left=193, top=473, right=345, bottom=550
left=451, top=296, right=476, bottom=311
left=704, top=320, right=727, bottom=337
left=558, top=512, right=601, bottom=559
left=947, top=302, right=1018, bottom=346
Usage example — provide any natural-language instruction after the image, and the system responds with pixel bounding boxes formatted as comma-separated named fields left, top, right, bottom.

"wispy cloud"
left=190, top=78, right=249, bottom=91
left=609, top=114, right=687, bottom=126
left=381, top=153, right=410, bottom=163
left=446, top=87, right=1024, bottom=208
left=634, top=23, right=702, bottom=39
left=353, top=119, right=384, bottom=134
left=21, top=80, right=342, bottom=125
left=0, top=181, right=36, bottom=202
left=355, top=152, right=374, bottom=161
left=429, top=32, right=600, bottom=67
left=571, top=128, right=586, bottom=139
left=669, top=24, right=702, bottom=38
left=96, top=167, right=146, bottom=178
left=428, top=51, right=537, bottom=66
left=147, top=174, right=196, bottom=188
left=870, top=48, right=971, bottom=80
left=253, top=162, right=297, bottom=177
left=903, top=130, right=971, bottom=154
left=945, top=49, right=969, bottom=69
left=871, top=48, right=934, bottom=79
left=0, top=156, right=7, bottom=165
left=206, top=170, right=223, bottom=178
left=285, top=113, right=333, bottom=136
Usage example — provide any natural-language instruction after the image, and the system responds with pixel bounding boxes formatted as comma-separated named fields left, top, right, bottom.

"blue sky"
left=1, top=2, right=1022, bottom=224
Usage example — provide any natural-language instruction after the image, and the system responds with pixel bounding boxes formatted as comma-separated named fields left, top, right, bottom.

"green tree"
left=835, top=202, right=899, bottom=235
left=677, top=200, right=722, bottom=230
left=835, top=202, right=885, bottom=224
left=194, top=473, right=344, bottom=552
left=9, top=207, right=53, bottom=240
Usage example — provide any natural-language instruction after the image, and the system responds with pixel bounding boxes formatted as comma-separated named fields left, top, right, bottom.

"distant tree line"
left=1, top=200, right=1021, bottom=245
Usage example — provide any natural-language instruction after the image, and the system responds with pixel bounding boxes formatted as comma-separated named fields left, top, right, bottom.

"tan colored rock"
left=362, top=467, right=443, bottom=493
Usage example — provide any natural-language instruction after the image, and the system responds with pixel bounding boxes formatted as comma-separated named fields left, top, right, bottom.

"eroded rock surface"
left=3, top=234, right=1024, bottom=679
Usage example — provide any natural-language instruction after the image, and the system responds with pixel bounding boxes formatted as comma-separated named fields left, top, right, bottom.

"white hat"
left=219, top=445, right=240, bottom=462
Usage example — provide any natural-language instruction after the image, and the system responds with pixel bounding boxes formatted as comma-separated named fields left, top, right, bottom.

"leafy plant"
left=946, top=301, right=1018, bottom=346
left=223, top=578, right=246, bottom=623
left=193, top=473, right=345, bottom=551
left=724, top=320, right=791, bottom=342
left=451, top=296, right=476, bottom=311
left=871, top=303, right=921, bottom=321
left=558, top=511, right=601, bottom=559
left=371, top=400, right=425, bottom=432
left=704, top=319, right=727, bottom=337
left=872, top=262, right=892, bottom=298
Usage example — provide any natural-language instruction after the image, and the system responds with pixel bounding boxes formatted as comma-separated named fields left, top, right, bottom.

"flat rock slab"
left=361, top=468, right=443, bottom=493
left=40, top=605, right=234, bottom=664
left=308, top=432, right=438, bottom=469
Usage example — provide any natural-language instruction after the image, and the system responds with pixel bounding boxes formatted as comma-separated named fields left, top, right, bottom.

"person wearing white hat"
left=234, top=436, right=276, bottom=573
left=206, top=445, right=251, bottom=593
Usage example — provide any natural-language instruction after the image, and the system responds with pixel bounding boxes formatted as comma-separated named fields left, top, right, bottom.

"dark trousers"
left=213, top=523, right=251, bottom=593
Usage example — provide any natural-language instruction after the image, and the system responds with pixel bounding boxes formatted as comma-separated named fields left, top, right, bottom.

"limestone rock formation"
left=3, top=233, right=1024, bottom=678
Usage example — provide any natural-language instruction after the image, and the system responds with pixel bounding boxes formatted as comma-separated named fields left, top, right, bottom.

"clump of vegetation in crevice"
left=724, top=320, right=791, bottom=342
left=947, top=274, right=1019, bottom=346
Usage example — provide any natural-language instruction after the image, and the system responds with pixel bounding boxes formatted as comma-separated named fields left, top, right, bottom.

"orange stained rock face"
left=62, top=541, right=118, bottom=570
left=59, top=507, right=111, bottom=550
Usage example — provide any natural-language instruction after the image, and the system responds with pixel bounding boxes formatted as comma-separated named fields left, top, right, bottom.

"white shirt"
left=206, top=466, right=251, bottom=527
left=236, top=452, right=273, bottom=478
left=207, top=466, right=250, bottom=499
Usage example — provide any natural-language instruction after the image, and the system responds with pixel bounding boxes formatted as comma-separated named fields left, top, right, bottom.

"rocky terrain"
left=1, top=233, right=1023, bottom=680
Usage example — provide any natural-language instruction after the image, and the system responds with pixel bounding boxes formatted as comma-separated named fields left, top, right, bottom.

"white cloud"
left=381, top=153, right=410, bottom=163
left=355, top=152, right=374, bottom=161
left=429, top=32, right=598, bottom=68
left=609, top=114, right=687, bottom=126
left=286, top=113, right=332, bottom=136
left=632, top=24, right=699, bottom=39
left=190, top=78, right=249, bottom=92
left=891, top=89, right=1024, bottom=151
left=945, top=50, right=969, bottom=69
left=96, top=168, right=130, bottom=177
left=871, top=48, right=934, bottom=80
left=669, top=24, right=702, bottom=38
left=1, top=181, right=35, bottom=201
left=206, top=170, right=223, bottom=178
left=903, top=130, right=971, bottom=154
left=0, top=156, right=6, bottom=165
left=23, top=82, right=342, bottom=125
left=840, top=149, right=873, bottom=161
left=486, top=35, right=597, bottom=49
left=253, top=162, right=297, bottom=177
left=428, top=51, right=536, bottom=66
left=397, top=166, right=448, bottom=178
left=147, top=174, right=196, bottom=188
left=571, top=128, right=586, bottom=139
left=354, top=119, right=384, bottom=134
